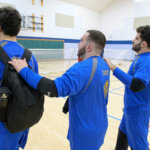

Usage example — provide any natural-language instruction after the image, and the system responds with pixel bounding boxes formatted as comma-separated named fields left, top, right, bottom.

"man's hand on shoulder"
left=8, top=58, right=28, bottom=73
left=104, top=58, right=117, bottom=71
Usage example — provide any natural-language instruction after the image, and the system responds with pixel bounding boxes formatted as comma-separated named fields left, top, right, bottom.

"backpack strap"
left=22, top=48, right=32, bottom=64
left=0, top=41, right=8, bottom=47
left=0, top=46, right=11, bottom=65
left=0, top=43, right=32, bottom=65
left=82, top=57, right=98, bottom=93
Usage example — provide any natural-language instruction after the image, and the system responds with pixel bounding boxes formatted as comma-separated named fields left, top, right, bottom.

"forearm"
left=113, top=67, right=133, bottom=88
left=37, top=77, right=58, bottom=97
left=113, top=67, right=146, bottom=92
left=19, top=67, right=42, bottom=89
left=19, top=67, right=58, bottom=96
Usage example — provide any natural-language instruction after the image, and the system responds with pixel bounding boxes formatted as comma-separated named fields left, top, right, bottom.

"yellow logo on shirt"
left=104, top=80, right=109, bottom=98
left=102, top=70, right=109, bottom=76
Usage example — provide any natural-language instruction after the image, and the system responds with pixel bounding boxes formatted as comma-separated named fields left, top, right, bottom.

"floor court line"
left=109, top=86, right=124, bottom=92
left=109, top=91, right=124, bottom=96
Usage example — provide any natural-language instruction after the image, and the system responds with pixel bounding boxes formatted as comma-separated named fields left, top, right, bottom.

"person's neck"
left=0, top=34, right=17, bottom=42
left=137, top=48, right=150, bottom=55
left=83, top=52, right=99, bottom=60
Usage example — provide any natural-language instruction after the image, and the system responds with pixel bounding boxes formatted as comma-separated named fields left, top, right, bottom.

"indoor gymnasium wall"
left=2, top=0, right=150, bottom=60
left=2, top=0, right=102, bottom=60
left=98, top=0, right=135, bottom=60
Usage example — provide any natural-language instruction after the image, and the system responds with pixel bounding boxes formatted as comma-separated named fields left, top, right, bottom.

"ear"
left=86, top=43, right=93, bottom=52
left=141, top=41, right=147, bottom=48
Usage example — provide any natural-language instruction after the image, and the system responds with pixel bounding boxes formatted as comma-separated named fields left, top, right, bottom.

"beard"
left=132, top=42, right=141, bottom=53
left=77, top=46, right=86, bottom=57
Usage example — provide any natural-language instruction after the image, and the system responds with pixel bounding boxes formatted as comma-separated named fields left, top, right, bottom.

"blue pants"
left=119, top=114, right=149, bottom=150
left=67, top=125, right=107, bottom=150
left=0, top=122, right=29, bottom=150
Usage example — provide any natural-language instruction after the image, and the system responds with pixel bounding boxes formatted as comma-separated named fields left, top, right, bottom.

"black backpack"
left=0, top=45, right=44, bottom=133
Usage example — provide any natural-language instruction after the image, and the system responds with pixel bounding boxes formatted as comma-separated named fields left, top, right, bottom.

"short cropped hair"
left=136, top=25, right=150, bottom=48
left=86, top=30, right=106, bottom=52
left=0, top=6, right=22, bottom=36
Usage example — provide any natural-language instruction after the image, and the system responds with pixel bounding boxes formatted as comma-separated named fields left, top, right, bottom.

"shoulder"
left=134, top=53, right=150, bottom=73
left=65, top=57, right=93, bottom=80
left=69, top=57, right=93, bottom=72
left=98, top=57, right=109, bottom=69
left=136, top=53, right=150, bottom=66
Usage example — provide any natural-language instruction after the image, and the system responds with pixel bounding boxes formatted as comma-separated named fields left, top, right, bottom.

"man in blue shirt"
left=0, top=6, right=39, bottom=150
left=105, top=25, right=150, bottom=150
left=9, top=30, right=110, bottom=150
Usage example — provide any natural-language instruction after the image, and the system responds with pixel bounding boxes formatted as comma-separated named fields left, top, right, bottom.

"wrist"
left=111, top=65, right=117, bottom=71
left=19, top=67, right=29, bottom=75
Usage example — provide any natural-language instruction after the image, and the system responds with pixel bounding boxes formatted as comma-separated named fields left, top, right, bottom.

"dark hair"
left=0, top=6, right=22, bottom=36
left=136, top=25, right=150, bottom=48
left=86, top=30, right=106, bottom=52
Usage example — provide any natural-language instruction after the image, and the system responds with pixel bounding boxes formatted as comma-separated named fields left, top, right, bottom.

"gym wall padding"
left=17, top=38, right=64, bottom=49
left=17, top=38, right=64, bottom=60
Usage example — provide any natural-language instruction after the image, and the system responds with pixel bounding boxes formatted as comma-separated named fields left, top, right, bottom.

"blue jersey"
left=114, top=52, right=150, bottom=119
left=124, top=52, right=150, bottom=118
left=54, top=56, right=110, bottom=149
left=0, top=40, right=38, bottom=150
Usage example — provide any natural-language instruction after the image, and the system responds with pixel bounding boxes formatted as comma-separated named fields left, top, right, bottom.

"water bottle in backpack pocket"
left=0, top=87, right=11, bottom=122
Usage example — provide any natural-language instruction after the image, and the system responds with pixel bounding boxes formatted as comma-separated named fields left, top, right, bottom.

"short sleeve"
left=134, top=58, right=150, bottom=87
left=54, top=64, right=89, bottom=97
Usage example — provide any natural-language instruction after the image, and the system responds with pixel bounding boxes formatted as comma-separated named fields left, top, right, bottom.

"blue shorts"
left=119, top=114, right=149, bottom=150
left=0, top=122, right=29, bottom=150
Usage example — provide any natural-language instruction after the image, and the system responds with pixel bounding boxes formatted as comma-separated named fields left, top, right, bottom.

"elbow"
left=130, top=78, right=146, bottom=92
left=131, top=88, right=144, bottom=92
left=37, top=77, right=58, bottom=97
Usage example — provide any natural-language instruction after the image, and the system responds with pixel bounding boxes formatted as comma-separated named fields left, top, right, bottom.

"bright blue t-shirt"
left=114, top=52, right=150, bottom=119
left=0, top=40, right=38, bottom=150
left=19, top=56, right=110, bottom=150
left=54, top=56, right=110, bottom=150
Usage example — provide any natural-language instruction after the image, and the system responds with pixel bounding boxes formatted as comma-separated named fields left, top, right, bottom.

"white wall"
left=99, top=0, right=137, bottom=60
left=100, top=0, right=150, bottom=40
left=64, top=43, right=78, bottom=59
left=134, top=0, right=150, bottom=17
left=100, top=0, right=135, bottom=40
left=1, top=0, right=150, bottom=41
left=0, top=0, right=102, bottom=39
